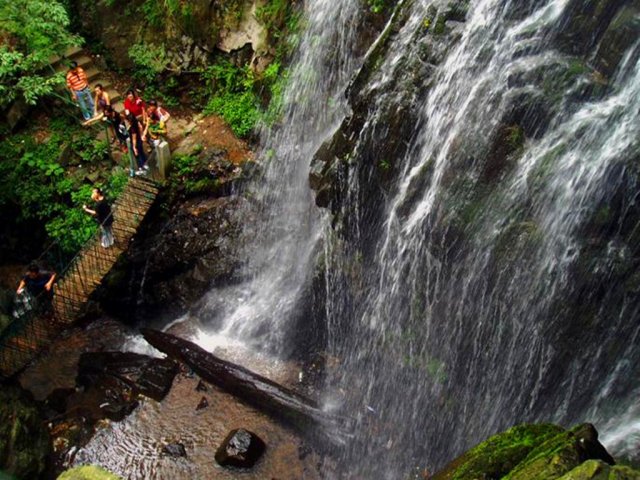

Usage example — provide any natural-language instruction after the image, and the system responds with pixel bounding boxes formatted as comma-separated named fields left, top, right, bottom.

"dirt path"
left=170, top=114, right=255, bottom=165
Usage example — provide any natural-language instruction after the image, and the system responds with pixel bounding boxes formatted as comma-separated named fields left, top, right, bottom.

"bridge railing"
left=0, top=176, right=159, bottom=379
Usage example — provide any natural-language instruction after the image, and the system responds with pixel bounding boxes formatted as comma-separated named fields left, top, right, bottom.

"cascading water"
left=193, top=0, right=367, bottom=353
left=320, top=0, right=640, bottom=476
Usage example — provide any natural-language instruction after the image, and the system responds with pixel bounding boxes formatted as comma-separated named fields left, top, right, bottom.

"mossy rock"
left=557, top=459, right=640, bottom=480
left=432, top=424, right=564, bottom=480
left=57, top=465, right=123, bottom=480
left=504, top=424, right=614, bottom=480
left=0, top=386, right=50, bottom=478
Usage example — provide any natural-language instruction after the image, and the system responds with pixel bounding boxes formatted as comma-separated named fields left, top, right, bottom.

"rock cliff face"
left=71, top=0, right=282, bottom=72
left=97, top=193, right=254, bottom=322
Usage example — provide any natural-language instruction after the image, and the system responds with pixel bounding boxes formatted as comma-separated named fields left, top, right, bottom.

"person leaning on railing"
left=15, top=263, right=56, bottom=317
left=83, top=187, right=115, bottom=248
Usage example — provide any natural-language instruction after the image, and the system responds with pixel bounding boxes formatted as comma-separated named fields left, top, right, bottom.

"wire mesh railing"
left=0, top=176, right=159, bottom=380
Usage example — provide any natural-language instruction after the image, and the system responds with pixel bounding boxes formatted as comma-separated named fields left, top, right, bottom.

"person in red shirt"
left=124, top=89, right=147, bottom=122
left=66, top=61, right=95, bottom=121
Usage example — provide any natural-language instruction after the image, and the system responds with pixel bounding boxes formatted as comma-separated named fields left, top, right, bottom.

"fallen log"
left=141, top=328, right=350, bottom=442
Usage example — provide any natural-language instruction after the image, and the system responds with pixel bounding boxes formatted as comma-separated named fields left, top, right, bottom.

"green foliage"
left=367, top=0, right=386, bottom=14
left=140, top=0, right=166, bottom=28
left=128, top=42, right=169, bottom=83
left=0, top=118, right=126, bottom=255
left=172, top=153, right=199, bottom=178
left=201, top=58, right=290, bottom=137
left=206, top=92, right=260, bottom=138
left=261, top=60, right=289, bottom=125
left=169, top=153, right=220, bottom=196
left=505, top=125, right=525, bottom=151
left=256, top=0, right=290, bottom=31
left=202, top=60, right=260, bottom=137
left=0, top=0, right=81, bottom=106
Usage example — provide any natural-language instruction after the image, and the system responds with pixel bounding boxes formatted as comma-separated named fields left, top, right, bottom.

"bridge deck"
left=0, top=176, right=159, bottom=379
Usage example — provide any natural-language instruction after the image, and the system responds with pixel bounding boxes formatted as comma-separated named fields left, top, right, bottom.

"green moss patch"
left=433, top=424, right=564, bottom=480
left=57, top=465, right=122, bottom=480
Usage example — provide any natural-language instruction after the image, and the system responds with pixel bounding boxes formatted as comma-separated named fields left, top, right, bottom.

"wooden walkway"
left=0, top=177, right=159, bottom=380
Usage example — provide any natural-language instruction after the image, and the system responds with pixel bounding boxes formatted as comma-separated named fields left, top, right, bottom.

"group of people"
left=66, top=61, right=171, bottom=177
left=12, top=65, right=162, bottom=320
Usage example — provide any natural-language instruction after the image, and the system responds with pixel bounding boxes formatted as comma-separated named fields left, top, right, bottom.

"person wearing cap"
left=66, top=61, right=95, bottom=121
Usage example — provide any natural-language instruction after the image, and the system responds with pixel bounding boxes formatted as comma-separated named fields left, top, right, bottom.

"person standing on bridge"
left=66, top=61, right=95, bottom=122
left=83, top=188, right=114, bottom=248
left=16, top=264, right=56, bottom=317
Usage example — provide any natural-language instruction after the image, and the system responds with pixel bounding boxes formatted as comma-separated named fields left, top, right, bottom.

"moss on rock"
left=432, top=424, right=637, bottom=480
left=557, top=460, right=640, bottom=480
left=504, top=424, right=614, bottom=480
left=57, top=465, right=123, bottom=480
left=432, top=424, right=564, bottom=480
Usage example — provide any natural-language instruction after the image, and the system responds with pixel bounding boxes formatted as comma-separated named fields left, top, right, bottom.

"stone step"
left=49, top=45, right=84, bottom=68
left=55, top=54, right=93, bottom=73
left=84, top=67, right=101, bottom=82
left=110, top=93, right=122, bottom=105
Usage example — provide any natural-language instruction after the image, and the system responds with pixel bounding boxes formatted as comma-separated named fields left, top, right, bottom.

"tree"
left=0, top=0, right=80, bottom=106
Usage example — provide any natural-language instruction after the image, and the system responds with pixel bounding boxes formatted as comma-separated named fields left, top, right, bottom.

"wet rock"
left=162, top=442, right=187, bottom=458
left=45, top=387, right=76, bottom=414
left=196, top=396, right=209, bottom=410
left=99, top=195, right=254, bottom=321
left=593, top=2, right=640, bottom=78
left=77, top=351, right=178, bottom=403
left=196, top=380, right=208, bottom=392
left=432, top=424, right=622, bottom=480
left=0, top=385, right=50, bottom=479
left=554, top=0, right=624, bottom=56
left=432, top=424, right=564, bottom=480
left=558, top=459, right=640, bottom=480
left=214, top=428, right=266, bottom=469
left=504, top=424, right=615, bottom=480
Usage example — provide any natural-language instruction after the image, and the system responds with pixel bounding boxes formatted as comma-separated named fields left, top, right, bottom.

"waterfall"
left=322, top=0, right=640, bottom=477
left=194, top=0, right=365, bottom=354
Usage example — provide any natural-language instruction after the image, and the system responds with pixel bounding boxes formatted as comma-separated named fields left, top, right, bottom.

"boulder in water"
left=214, top=428, right=266, bottom=469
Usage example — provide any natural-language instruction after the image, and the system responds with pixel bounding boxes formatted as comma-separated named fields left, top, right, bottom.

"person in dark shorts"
left=103, top=106, right=128, bottom=152
left=83, top=187, right=114, bottom=248
left=16, top=263, right=56, bottom=316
